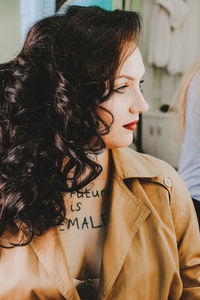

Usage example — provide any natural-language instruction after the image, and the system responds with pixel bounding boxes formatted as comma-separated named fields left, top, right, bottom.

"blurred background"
left=1, top=0, right=200, bottom=169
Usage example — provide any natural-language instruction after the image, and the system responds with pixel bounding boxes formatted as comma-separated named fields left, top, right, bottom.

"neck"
left=92, top=148, right=110, bottom=183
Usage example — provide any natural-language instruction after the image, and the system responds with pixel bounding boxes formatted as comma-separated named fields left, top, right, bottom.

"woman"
left=171, top=59, right=200, bottom=227
left=0, top=6, right=199, bottom=300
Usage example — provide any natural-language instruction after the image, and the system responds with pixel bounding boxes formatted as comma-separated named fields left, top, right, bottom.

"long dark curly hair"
left=0, top=6, right=141, bottom=247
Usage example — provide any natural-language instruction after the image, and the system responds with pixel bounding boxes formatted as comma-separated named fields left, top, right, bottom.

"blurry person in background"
left=172, top=59, right=200, bottom=227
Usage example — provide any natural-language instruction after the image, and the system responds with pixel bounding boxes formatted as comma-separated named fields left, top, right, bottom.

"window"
left=56, top=0, right=112, bottom=14
left=20, top=0, right=56, bottom=43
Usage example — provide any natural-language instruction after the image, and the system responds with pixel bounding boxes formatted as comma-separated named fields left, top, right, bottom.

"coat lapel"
left=98, top=172, right=150, bottom=299
left=30, top=229, right=80, bottom=300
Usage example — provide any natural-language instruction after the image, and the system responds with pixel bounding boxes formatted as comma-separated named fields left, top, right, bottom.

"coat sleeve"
left=170, top=170, right=200, bottom=299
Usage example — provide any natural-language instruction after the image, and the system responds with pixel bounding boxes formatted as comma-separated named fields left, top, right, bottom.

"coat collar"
left=111, top=147, right=162, bottom=179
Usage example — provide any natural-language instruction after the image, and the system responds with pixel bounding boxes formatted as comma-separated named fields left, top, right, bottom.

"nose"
left=129, top=91, right=149, bottom=114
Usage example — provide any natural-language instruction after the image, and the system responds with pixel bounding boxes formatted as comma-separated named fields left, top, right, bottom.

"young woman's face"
left=100, top=47, right=149, bottom=149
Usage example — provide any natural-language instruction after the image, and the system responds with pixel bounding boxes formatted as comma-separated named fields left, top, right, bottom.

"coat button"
left=163, top=178, right=172, bottom=188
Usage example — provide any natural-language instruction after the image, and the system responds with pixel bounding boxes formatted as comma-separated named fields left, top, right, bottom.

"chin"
left=105, top=135, right=134, bottom=149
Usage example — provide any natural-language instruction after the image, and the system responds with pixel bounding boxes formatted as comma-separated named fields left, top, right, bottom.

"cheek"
left=98, top=98, right=133, bottom=148
left=102, top=120, right=134, bottom=149
left=97, top=101, right=114, bottom=129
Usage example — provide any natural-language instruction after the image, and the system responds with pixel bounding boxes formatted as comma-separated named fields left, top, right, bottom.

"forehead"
left=118, top=47, right=145, bottom=78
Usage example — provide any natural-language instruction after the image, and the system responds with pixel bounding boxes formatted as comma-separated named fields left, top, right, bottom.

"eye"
left=139, top=80, right=144, bottom=93
left=114, top=84, right=128, bottom=93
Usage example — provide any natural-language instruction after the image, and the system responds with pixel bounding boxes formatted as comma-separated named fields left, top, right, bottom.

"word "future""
left=69, top=188, right=109, bottom=199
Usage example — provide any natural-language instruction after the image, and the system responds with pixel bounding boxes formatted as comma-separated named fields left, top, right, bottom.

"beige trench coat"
left=0, top=147, right=200, bottom=300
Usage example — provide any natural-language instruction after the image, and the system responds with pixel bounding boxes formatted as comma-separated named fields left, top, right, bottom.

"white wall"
left=141, top=0, right=200, bottom=110
left=0, top=0, right=21, bottom=63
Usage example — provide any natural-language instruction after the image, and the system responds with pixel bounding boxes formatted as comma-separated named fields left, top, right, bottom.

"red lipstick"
left=123, top=120, right=138, bottom=131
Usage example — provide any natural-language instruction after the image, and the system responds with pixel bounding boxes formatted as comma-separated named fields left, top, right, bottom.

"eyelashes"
left=113, top=80, right=144, bottom=94
left=113, top=85, right=128, bottom=93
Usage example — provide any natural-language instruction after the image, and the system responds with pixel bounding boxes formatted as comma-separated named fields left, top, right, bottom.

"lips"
left=123, top=120, right=138, bottom=131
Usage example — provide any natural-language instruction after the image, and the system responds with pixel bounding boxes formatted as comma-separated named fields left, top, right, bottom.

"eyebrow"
left=116, top=73, right=145, bottom=81
left=116, top=75, right=135, bottom=81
